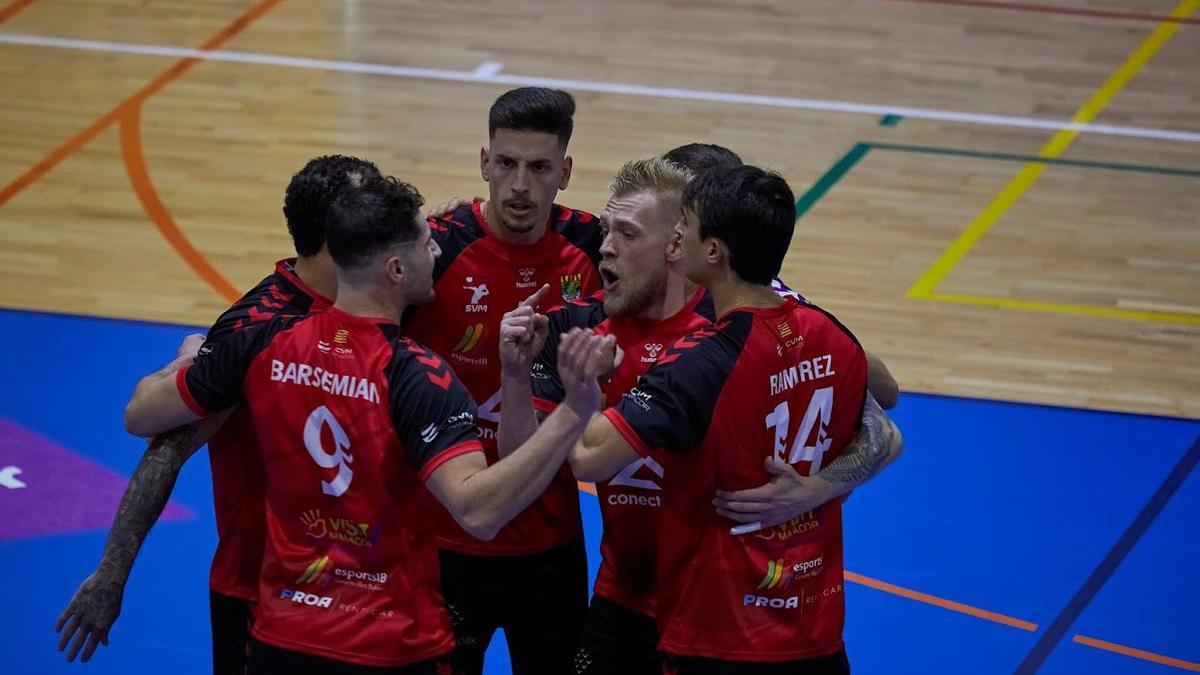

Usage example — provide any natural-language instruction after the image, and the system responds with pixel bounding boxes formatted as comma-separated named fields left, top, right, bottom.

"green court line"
left=870, top=142, right=1200, bottom=177
left=793, top=140, right=1200, bottom=219
left=794, top=143, right=872, bottom=219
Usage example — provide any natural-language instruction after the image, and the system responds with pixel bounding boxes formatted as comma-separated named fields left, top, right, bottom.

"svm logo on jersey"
left=560, top=273, right=582, bottom=302
left=463, top=277, right=490, bottom=312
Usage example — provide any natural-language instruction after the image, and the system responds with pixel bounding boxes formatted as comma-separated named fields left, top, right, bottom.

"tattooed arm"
left=713, top=393, right=902, bottom=532
left=55, top=413, right=227, bottom=662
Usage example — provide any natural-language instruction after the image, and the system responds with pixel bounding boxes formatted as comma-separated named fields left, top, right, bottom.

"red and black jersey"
left=178, top=307, right=482, bottom=667
left=405, top=199, right=602, bottom=555
left=203, top=258, right=332, bottom=600
left=530, top=288, right=713, bottom=616
left=604, top=298, right=867, bottom=662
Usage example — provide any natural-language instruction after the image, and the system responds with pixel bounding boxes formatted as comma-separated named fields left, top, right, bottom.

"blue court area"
left=2, top=307, right=1197, bottom=674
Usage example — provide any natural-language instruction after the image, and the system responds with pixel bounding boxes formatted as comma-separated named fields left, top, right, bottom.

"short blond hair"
left=610, top=157, right=691, bottom=198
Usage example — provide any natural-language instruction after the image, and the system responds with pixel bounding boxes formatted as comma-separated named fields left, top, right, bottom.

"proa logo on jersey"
left=280, top=588, right=334, bottom=609
left=463, top=277, right=490, bottom=313
left=516, top=267, right=537, bottom=289
left=451, top=323, right=488, bottom=366
left=641, top=343, right=664, bottom=364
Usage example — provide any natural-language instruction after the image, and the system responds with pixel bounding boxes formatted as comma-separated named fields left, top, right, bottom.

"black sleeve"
left=386, top=341, right=482, bottom=477
left=183, top=317, right=288, bottom=414
left=606, top=321, right=744, bottom=455
left=530, top=307, right=572, bottom=409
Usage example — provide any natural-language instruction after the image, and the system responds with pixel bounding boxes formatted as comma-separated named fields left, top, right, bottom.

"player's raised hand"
left=499, top=284, right=551, bottom=373
left=558, top=328, right=615, bottom=416
left=424, top=196, right=478, bottom=220
left=55, top=571, right=123, bottom=663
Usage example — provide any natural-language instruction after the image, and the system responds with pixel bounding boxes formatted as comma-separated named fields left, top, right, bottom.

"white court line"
left=4, top=32, right=1200, bottom=144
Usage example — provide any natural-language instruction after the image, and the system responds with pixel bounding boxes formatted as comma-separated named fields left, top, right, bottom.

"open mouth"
left=600, top=266, right=620, bottom=292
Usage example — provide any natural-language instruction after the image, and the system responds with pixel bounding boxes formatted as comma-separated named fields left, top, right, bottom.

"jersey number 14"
left=764, top=386, right=833, bottom=475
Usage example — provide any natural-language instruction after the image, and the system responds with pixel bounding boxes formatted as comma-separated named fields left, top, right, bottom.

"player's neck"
left=482, top=200, right=548, bottom=246
left=293, top=254, right=338, bottom=302
left=708, top=276, right=782, bottom=317
left=331, top=283, right=403, bottom=325
left=636, top=273, right=697, bottom=322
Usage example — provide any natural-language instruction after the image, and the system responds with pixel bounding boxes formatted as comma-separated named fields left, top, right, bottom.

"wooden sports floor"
left=1, top=0, right=1198, bottom=673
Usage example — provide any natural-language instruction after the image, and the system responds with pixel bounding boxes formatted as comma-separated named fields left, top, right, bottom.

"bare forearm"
left=459, top=404, right=589, bottom=539
left=818, top=393, right=900, bottom=491
left=496, top=371, right=539, bottom=458
left=95, top=420, right=215, bottom=583
left=866, top=351, right=900, bottom=410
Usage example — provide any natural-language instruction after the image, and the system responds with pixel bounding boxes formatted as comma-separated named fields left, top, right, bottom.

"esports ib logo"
left=296, top=555, right=333, bottom=585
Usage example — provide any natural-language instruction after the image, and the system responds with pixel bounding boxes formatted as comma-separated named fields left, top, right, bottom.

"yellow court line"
left=907, top=0, right=1200, bottom=299
left=924, top=292, right=1200, bottom=325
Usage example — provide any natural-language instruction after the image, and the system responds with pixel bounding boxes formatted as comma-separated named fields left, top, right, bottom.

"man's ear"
left=559, top=155, right=573, bottom=190
left=480, top=146, right=490, bottom=181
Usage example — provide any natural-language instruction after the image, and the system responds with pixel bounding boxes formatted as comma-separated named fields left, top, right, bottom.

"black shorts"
left=664, top=647, right=850, bottom=675
left=439, top=535, right=589, bottom=675
left=209, top=590, right=253, bottom=675
left=246, top=638, right=450, bottom=675
left=574, top=594, right=659, bottom=675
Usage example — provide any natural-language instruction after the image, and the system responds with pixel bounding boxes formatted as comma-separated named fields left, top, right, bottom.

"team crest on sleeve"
left=559, top=273, right=582, bottom=302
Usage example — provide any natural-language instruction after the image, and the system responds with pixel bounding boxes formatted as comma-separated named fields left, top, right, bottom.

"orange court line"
left=0, top=0, right=284, bottom=208
left=1074, top=635, right=1200, bottom=672
left=843, top=571, right=1039, bottom=631
left=0, top=0, right=38, bottom=25
left=118, top=105, right=240, bottom=303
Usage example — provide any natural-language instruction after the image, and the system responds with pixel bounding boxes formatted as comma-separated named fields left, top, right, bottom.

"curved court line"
left=1074, top=635, right=1200, bottom=672
left=877, top=0, right=1200, bottom=25
left=0, top=0, right=282, bottom=209
left=0, top=0, right=36, bottom=25
left=118, top=105, right=240, bottom=303
left=2, top=33, right=1200, bottom=145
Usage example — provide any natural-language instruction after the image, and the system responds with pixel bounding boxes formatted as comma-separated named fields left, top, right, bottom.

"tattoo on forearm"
left=819, top=395, right=892, bottom=485
left=95, top=424, right=204, bottom=584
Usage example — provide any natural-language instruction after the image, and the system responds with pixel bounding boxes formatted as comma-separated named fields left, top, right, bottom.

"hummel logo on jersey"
left=420, top=423, right=438, bottom=444
left=517, top=267, right=537, bottom=288
left=641, top=343, right=664, bottom=363
left=464, top=277, right=490, bottom=312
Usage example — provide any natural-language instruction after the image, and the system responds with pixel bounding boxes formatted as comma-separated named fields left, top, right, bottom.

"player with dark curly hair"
left=56, top=155, right=382, bottom=675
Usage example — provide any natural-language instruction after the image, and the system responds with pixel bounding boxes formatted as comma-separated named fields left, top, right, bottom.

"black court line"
left=1014, top=435, right=1200, bottom=673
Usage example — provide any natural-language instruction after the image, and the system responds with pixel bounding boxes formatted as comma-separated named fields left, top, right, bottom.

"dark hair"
left=282, top=155, right=383, bottom=256
left=326, top=176, right=426, bottom=270
left=663, top=143, right=743, bottom=174
left=488, top=87, right=576, bottom=147
left=681, top=165, right=796, bottom=285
